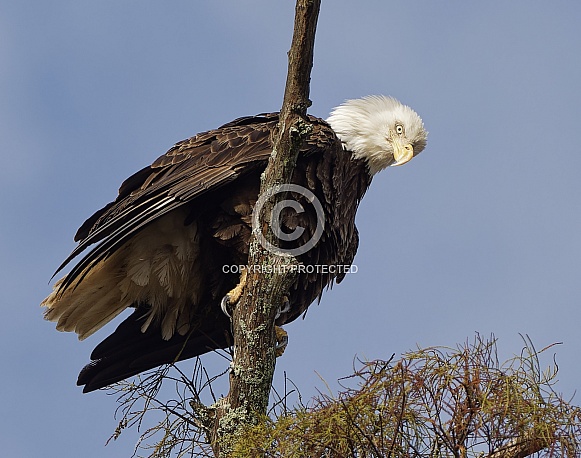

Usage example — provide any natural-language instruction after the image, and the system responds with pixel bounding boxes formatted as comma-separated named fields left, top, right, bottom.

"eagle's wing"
left=44, top=112, right=356, bottom=392
left=54, top=114, right=280, bottom=293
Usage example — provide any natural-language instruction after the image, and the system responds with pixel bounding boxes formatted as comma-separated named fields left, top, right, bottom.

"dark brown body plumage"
left=48, top=112, right=371, bottom=392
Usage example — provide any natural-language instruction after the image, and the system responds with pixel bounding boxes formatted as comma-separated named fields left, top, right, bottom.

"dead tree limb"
left=209, top=1, right=321, bottom=455
left=487, top=432, right=554, bottom=458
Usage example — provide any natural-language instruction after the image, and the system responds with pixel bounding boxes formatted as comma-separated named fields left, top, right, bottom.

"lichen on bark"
left=208, top=3, right=321, bottom=455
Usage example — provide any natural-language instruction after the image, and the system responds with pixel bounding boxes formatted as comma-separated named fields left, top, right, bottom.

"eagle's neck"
left=327, top=99, right=395, bottom=176
left=332, top=128, right=392, bottom=176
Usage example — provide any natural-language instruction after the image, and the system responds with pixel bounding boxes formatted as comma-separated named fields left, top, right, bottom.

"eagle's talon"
left=275, top=295, right=291, bottom=320
left=221, top=294, right=233, bottom=319
left=275, top=326, right=288, bottom=357
left=220, top=269, right=248, bottom=320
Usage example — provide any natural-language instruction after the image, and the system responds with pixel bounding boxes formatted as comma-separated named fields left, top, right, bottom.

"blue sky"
left=2, top=1, right=581, bottom=456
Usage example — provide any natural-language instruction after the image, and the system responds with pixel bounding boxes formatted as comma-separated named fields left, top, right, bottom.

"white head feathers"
left=327, top=95, right=427, bottom=175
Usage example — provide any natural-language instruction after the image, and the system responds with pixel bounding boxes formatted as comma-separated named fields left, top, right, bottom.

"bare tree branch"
left=487, top=432, right=553, bottom=458
left=209, top=1, right=321, bottom=455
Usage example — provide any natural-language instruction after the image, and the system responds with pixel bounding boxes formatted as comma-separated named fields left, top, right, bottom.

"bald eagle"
left=42, top=96, right=427, bottom=392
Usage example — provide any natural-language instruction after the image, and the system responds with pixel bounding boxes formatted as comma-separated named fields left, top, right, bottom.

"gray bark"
left=208, top=1, right=321, bottom=455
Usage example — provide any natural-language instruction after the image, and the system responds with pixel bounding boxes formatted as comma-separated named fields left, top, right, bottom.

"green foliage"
left=232, top=335, right=581, bottom=457
left=107, top=335, right=581, bottom=457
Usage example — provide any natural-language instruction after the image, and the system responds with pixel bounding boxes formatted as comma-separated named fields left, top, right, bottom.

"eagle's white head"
left=327, top=95, right=427, bottom=175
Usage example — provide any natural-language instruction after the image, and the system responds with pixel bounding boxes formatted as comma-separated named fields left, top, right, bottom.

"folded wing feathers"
left=43, top=113, right=342, bottom=347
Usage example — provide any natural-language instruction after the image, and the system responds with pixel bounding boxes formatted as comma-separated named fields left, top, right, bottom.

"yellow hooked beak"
left=390, top=140, right=414, bottom=167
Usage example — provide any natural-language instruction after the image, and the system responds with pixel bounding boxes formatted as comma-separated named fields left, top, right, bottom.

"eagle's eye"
left=395, top=124, right=404, bottom=136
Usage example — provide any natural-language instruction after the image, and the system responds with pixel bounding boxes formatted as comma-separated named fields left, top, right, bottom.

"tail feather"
left=42, top=209, right=204, bottom=342
left=60, top=288, right=123, bottom=337
left=42, top=250, right=129, bottom=340
left=77, top=307, right=231, bottom=393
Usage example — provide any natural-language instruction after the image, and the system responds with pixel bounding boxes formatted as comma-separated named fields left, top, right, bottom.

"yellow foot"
left=275, top=326, right=288, bottom=357
left=221, top=268, right=248, bottom=319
